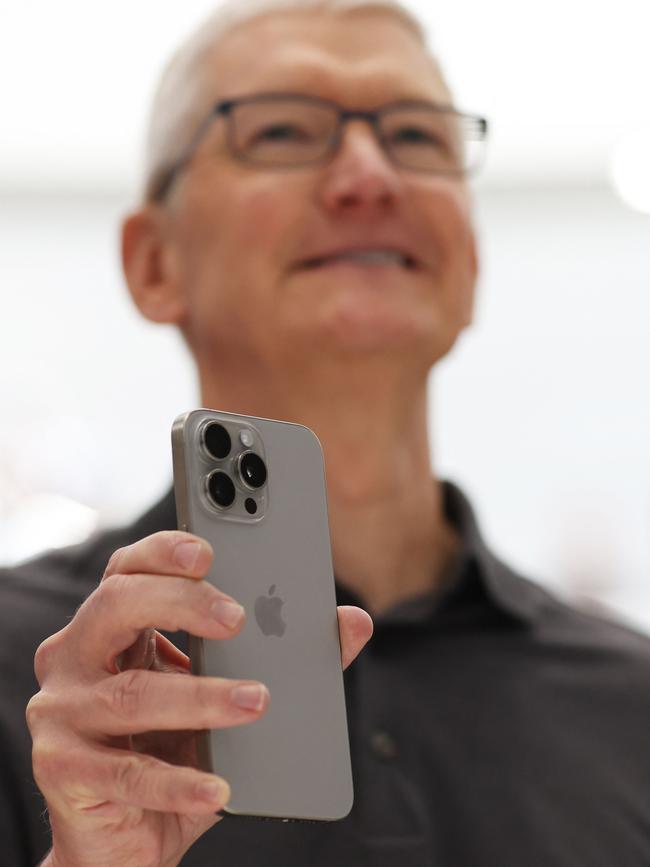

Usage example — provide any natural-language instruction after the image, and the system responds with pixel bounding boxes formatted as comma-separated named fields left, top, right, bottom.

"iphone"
left=172, top=408, right=354, bottom=822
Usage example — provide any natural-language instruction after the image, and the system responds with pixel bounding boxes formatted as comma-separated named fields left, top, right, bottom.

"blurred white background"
left=1, top=0, right=649, bottom=631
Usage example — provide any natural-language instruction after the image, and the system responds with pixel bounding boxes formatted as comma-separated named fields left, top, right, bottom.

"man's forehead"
left=202, top=10, right=451, bottom=106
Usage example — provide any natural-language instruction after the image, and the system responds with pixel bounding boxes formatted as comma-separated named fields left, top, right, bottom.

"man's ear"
left=121, top=205, right=187, bottom=325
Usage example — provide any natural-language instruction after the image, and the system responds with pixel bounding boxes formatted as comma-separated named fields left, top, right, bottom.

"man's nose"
left=318, top=121, right=402, bottom=214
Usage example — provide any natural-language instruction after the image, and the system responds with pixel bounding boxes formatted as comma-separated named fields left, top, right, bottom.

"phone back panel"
left=172, top=409, right=353, bottom=821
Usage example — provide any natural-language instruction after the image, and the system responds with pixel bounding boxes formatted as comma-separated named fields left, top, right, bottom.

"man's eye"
left=255, top=124, right=311, bottom=142
left=390, top=127, right=446, bottom=148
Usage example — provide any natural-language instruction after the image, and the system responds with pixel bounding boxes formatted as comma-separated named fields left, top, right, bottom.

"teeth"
left=315, top=250, right=410, bottom=267
left=335, top=250, right=405, bottom=266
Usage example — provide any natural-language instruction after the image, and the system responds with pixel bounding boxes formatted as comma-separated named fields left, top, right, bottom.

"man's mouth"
left=299, top=249, right=418, bottom=270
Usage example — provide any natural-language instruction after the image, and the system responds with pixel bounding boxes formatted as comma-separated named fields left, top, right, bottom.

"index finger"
left=104, top=531, right=213, bottom=582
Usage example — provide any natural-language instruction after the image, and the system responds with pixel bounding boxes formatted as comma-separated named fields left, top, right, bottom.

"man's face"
left=160, top=10, right=479, bottom=378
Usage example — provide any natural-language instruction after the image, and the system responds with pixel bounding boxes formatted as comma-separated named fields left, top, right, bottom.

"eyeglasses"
left=150, top=92, right=489, bottom=202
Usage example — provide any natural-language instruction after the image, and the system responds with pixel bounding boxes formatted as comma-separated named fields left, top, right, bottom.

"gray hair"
left=142, top=0, right=433, bottom=201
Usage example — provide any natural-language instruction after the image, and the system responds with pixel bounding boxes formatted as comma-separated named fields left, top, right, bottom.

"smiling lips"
left=299, top=248, right=418, bottom=270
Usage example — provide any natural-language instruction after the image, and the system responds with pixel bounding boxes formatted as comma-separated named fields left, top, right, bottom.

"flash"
left=239, top=429, right=254, bottom=448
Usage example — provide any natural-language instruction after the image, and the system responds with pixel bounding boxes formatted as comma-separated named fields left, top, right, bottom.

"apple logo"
left=254, top=584, right=287, bottom=637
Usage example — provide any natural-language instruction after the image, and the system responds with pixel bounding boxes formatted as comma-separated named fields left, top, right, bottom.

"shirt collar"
left=441, top=479, right=547, bottom=626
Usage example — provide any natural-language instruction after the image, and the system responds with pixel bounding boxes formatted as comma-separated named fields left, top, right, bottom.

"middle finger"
left=73, top=670, right=270, bottom=737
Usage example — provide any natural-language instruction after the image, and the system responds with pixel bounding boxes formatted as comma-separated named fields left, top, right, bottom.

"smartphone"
left=171, top=408, right=354, bottom=822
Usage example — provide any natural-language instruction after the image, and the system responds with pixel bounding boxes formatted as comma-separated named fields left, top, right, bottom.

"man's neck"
left=200, top=365, right=459, bottom=616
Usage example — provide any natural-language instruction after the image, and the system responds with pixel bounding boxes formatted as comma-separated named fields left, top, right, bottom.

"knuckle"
left=168, top=574, right=210, bottom=618
left=106, top=669, right=148, bottom=720
left=25, top=691, right=49, bottom=734
left=96, top=571, right=131, bottom=608
left=30, top=740, right=53, bottom=786
left=31, top=737, right=73, bottom=791
left=33, top=629, right=67, bottom=685
left=194, top=677, right=221, bottom=718
left=114, top=753, right=152, bottom=799
left=102, top=546, right=125, bottom=578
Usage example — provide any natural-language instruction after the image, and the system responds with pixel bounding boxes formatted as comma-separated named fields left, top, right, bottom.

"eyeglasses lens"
left=231, top=99, right=336, bottom=165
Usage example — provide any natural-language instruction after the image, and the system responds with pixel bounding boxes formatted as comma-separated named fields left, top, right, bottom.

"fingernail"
left=174, top=541, right=201, bottom=570
left=211, top=598, right=245, bottom=629
left=196, top=778, right=228, bottom=803
left=231, top=683, right=267, bottom=711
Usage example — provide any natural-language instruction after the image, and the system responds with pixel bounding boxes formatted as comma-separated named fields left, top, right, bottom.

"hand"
left=27, top=531, right=373, bottom=867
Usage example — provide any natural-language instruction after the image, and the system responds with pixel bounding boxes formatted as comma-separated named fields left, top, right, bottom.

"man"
left=2, top=1, right=649, bottom=865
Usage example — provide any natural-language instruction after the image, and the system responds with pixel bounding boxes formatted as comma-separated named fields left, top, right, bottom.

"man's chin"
left=292, top=309, right=455, bottom=366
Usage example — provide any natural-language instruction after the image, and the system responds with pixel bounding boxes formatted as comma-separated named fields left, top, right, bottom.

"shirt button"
left=368, top=729, right=399, bottom=761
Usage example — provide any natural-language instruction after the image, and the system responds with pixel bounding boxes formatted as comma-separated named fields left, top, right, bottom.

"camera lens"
left=206, top=471, right=236, bottom=509
left=203, top=423, right=231, bottom=460
left=239, top=452, right=267, bottom=489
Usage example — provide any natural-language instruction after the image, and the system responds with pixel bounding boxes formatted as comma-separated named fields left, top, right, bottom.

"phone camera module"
left=206, top=470, right=236, bottom=509
left=238, top=452, right=267, bottom=489
left=203, top=422, right=232, bottom=460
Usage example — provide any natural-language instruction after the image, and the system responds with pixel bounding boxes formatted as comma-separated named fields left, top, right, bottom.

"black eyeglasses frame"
left=149, top=91, right=489, bottom=202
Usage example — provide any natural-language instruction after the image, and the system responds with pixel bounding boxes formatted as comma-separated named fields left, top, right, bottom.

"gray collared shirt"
left=1, top=481, right=649, bottom=866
